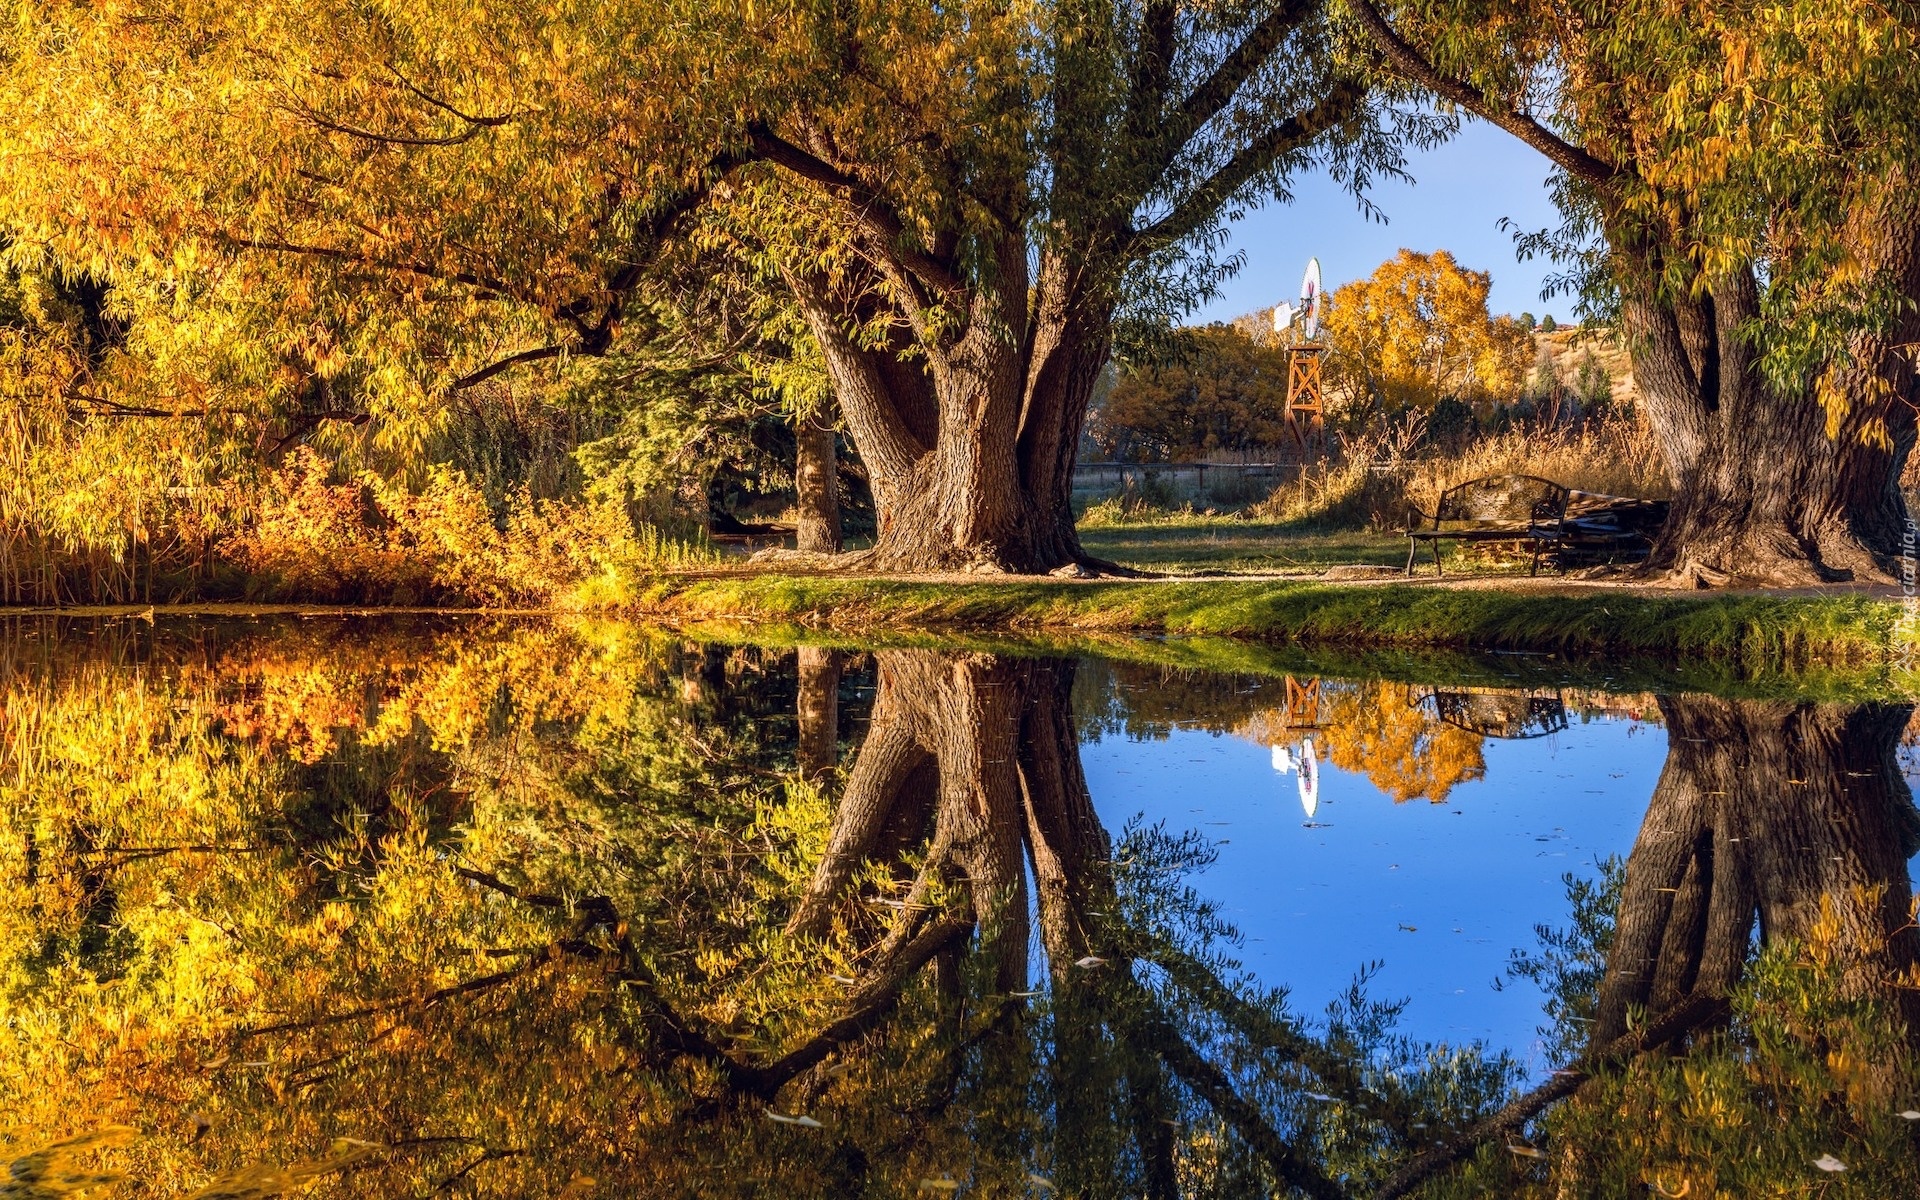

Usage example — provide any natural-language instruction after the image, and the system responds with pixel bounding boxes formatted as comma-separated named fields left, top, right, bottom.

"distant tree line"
left=1088, top=249, right=1625, bottom=463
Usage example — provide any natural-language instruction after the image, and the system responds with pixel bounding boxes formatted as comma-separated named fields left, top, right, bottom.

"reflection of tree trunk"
left=1597, top=696, right=1920, bottom=1043
left=795, top=647, right=841, bottom=782
left=788, top=651, right=1109, bottom=989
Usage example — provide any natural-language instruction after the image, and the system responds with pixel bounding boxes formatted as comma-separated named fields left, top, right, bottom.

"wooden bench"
left=1404, top=474, right=1569, bottom=576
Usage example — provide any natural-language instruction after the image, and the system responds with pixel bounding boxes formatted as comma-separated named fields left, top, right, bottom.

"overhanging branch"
left=449, top=344, right=568, bottom=391
left=1347, top=0, right=1619, bottom=185
left=1131, top=78, right=1368, bottom=251
left=748, top=122, right=966, bottom=302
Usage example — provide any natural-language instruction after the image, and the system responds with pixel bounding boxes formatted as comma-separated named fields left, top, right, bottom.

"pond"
left=2, top=615, right=1917, bottom=1198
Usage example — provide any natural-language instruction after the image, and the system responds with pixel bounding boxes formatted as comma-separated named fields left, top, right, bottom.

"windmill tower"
left=1274, top=258, right=1326, bottom=449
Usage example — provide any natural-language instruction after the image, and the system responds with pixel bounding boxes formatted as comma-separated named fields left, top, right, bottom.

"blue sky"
left=1193, top=117, right=1569, bottom=326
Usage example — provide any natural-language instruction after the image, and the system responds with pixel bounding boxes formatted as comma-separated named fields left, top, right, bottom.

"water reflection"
left=1, top=620, right=1916, bottom=1197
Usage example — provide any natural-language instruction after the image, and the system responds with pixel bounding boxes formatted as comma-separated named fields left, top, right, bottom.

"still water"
left=3, top=616, right=1917, bottom=1197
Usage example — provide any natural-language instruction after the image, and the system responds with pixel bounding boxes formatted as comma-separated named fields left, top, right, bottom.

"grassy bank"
left=636, top=574, right=1909, bottom=677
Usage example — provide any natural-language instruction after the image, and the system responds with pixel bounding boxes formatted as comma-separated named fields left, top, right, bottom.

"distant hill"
left=1532, top=327, right=1638, bottom=408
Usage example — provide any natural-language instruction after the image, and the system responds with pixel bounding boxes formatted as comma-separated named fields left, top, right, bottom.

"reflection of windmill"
left=1283, top=674, right=1323, bottom=729
left=1413, top=686, right=1569, bottom=739
left=1269, top=675, right=1324, bottom=817
left=1273, top=258, right=1326, bottom=451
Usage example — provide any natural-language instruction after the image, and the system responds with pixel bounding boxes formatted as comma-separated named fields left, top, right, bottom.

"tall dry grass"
left=1246, top=415, right=1668, bottom=531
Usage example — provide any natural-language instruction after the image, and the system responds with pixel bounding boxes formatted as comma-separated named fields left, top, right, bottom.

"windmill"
left=1270, top=737, right=1322, bottom=819
left=1268, top=674, right=1324, bottom=819
left=1273, top=258, right=1326, bottom=449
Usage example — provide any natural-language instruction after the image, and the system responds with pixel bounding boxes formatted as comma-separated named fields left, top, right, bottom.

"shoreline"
left=3, top=571, right=1907, bottom=668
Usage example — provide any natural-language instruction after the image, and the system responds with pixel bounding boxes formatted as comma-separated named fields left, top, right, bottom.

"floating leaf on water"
left=1505, top=1139, right=1545, bottom=1160
left=1028, top=1172, right=1055, bottom=1191
left=1073, top=956, right=1106, bottom=968
left=765, top=1109, right=824, bottom=1129
left=918, top=1178, right=960, bottom=1192
left=1813, top=1155, right=1846, bottom=1172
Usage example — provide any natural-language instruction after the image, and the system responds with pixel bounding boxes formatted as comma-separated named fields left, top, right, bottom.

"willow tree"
left=0, top=1, right=1409, bottom=574
left=1349, top=1, right=1920, bottom=585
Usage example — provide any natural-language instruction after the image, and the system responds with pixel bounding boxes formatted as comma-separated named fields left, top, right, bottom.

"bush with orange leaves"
left=220, top=449, right=701, bottom=606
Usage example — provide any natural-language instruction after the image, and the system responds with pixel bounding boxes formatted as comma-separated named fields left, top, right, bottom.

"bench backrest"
left=1431, top=474, right=1569, bottom=528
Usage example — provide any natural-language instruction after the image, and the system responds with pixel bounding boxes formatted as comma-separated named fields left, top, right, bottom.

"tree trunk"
left=793, top=419, right=842, bottom=555
left=792, top=251, right=1111, bottom=575
left=1620, top=191, right=1920, bottom=586
left=794, top=646, right=840, bottom=782
left=1596, top=695, right=1920, bottom=1044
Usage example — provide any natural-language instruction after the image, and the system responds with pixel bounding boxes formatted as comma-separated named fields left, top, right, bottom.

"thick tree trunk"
left=1621, top=191, right=1920, bottom=586
left=793, top=250, right=1112, bottom=575
left=1596, top=696, right=1920, bottom=1044
left=793, top=420, right=842, bottom=555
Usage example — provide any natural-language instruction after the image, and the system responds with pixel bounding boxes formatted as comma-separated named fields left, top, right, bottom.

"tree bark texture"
left=787, top=650, right=1111, bottom=986
left=795, top=253, right=1110, bottom=574
left=1596, top=696, right=1920, bottom=1045
left=793, top=420, right=843, bottom=555
left=794, top=645, right=841, bottom=782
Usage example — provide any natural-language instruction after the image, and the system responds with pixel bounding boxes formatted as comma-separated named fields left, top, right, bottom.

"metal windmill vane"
left=1272, top=256, right=1323, bottom=342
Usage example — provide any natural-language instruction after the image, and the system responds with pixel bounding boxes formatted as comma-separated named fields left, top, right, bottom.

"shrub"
left=220, top=449, right=714, bottom=606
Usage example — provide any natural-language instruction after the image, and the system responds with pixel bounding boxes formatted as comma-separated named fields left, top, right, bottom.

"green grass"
left=636, top=574, right=1912, bottom=690
left=1077, top=517, right=1411, bottom=574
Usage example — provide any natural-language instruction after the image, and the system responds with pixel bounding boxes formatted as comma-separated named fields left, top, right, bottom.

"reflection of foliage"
left=1505, top=860, right=1625, bottom=1068
left=1316, top=682, right=1485, bottom=804
left=11, top=627, right=1912, bottom=1199
left=1, top=626, right=1533, bottom=1198
left=1103, top=821, right=1519, bottom=1195
left=1523, top=893, right=1920, bottom=1199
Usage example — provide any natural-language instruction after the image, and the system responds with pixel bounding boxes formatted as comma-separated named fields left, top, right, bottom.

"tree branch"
left=218, top=235, right=532, bottom=304
left=1123, top=1, right=1182, bottom=147
left=381, top=61, right=517, bottom=128
left=449, top=344, right=568, bottom=391
left=1370, top=990, right=1730, bottom=1200
left=1158, top=0, right=1315, bottom=171
left=1131, top=78, right=1368, bottom=250
left=748, top=122, right=967, bottom=301
left=1347, top=0, right=1619, bottom=184
left=63, top=392, right=212, bottom=419
left=1145, top=1007, right=1343, bottom=1200
left=279, top=100, right=493, bottom=148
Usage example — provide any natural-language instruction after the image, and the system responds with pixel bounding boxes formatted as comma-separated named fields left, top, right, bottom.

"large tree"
left=1349, top=1, right=1920, bottom=585
left=0, top=0, right=1412, bottom=574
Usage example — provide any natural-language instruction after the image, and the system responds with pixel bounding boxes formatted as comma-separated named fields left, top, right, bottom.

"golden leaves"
left=1323, top=249, right=1534, bottom=415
